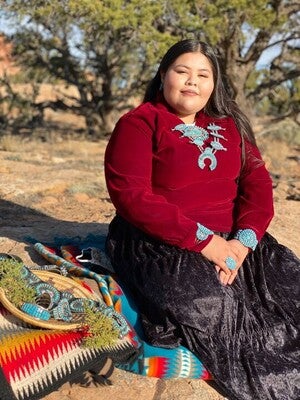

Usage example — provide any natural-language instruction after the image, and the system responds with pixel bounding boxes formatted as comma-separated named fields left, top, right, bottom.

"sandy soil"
left=0, top=127, right=299, bottom=399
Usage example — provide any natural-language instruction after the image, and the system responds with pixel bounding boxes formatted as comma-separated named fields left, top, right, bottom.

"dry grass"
left=0, top=135, right=25, bottom=152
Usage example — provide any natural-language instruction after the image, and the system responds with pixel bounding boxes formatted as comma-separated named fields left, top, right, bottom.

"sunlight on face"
left=161, top=52, right=214, bottom=124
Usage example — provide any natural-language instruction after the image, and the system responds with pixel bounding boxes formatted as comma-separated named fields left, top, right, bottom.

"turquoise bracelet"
left=21, top=303, right=51, bottom=321
left=234, top=229, right=258, bottom=251
left=196, top=223, right=214, bottom=241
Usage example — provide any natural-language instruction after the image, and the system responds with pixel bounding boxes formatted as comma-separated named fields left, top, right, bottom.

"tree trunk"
left=225, top=60, right=256, bottom=120
left=84, top=108, right=117, bottom=137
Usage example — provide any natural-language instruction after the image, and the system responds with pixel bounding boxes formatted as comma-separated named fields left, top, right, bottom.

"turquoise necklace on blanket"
left=172, top=122, right=227, bottom=171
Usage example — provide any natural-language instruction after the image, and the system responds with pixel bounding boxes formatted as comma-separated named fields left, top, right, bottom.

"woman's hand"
left=201, top=236, right=249, bottom=285
left=224, top=239, right=249, bottom=284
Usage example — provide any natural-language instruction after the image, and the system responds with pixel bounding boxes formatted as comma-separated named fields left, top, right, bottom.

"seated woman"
left=104, top=38, right=300, bottom=400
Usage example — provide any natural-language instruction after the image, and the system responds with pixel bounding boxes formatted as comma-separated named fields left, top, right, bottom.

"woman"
left=104, top=39, right=300, bottom=400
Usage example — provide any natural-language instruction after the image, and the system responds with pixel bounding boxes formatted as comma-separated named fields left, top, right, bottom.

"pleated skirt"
left=106, top=215, right=300, bottom=400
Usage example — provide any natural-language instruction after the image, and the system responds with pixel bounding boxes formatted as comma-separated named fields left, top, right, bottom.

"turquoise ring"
left=225, top=257, right=236, bottom=270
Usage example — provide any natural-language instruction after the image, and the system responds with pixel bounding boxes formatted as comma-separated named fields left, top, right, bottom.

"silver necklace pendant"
left=172, top=122, right=227, bottom=170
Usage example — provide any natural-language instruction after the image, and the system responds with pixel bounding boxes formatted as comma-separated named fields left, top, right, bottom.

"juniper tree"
left=0, top=0, right=299, bottom=135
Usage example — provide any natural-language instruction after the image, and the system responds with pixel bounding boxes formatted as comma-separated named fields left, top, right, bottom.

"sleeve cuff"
left=233, top=229, right=258, bottom=251
left=180, top=222, right=214, bottom=253
left=196, top=223, right=214, bottom=241
left=190, top=222, right=214, bottom=252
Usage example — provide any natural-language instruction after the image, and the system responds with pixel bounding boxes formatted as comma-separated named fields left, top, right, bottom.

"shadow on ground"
left=0, top=199, right=108, bottom=263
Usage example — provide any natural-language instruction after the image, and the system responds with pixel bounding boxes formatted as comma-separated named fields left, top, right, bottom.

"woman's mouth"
left=181, top=90, right=198, bottom=96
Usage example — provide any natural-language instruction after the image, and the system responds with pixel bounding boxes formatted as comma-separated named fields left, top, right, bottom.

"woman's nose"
left=186, top=76, right=197, bottom=86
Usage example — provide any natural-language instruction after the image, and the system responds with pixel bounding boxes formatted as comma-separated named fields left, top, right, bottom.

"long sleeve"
left=104, top=107, right=212, bottom=251
left=233, top=140, right=274, bottom=241
left=105, top=101, right=274, bottom=250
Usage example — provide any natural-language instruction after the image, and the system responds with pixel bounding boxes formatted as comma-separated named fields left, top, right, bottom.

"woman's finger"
left=219, top=270, right=231, bottom=285
left=228, top=270, right=239, bottom=285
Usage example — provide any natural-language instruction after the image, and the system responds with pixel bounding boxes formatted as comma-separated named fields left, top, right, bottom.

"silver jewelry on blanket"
left=35, top=282, right=61, bottom=308
left=234, top=229, right=258, bottom=251
left=196, top=223, right=214, bottom=241
left=52, top=298, right=73, bottom=322
left=28, top=265, right=69, bottom=276
left=172, top=122, right=227, bottom=171
left=225, top=257, right=236, bottom=270
left=21, top=303, right=51, bottom=320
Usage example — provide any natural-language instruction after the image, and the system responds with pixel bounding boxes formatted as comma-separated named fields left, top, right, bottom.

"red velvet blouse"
left=105, top=99, right=274, bottom=252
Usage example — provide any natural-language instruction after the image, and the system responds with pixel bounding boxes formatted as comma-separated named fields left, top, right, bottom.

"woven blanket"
left=32, top=236, right=211, bottom=380
left=0, top=256, right=140, bottom=400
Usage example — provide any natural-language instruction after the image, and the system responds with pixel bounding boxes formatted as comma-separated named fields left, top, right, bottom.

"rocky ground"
left=0, top=119, right=299, bottom=399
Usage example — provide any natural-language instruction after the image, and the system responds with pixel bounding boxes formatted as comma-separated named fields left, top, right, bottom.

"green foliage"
left=82, top=302, right=119, bottom=349
left=258, top=78, right=300, bottom=120
left=0, top=260, right=36, bottom=307
left=181, top=0, right=283, bottom=46
left=0, top=0, right=299, bottom=134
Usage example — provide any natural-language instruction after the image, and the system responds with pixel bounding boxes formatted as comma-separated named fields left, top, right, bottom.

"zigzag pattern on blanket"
left=0, top=300, right=139, bottom=400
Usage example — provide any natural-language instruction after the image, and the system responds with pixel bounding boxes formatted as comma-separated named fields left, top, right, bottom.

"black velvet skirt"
left=106, top=215, right=300, bottom=400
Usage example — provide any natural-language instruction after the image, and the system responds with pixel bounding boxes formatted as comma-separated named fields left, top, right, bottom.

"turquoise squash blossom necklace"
left=172, top=122, right=227, bottom=170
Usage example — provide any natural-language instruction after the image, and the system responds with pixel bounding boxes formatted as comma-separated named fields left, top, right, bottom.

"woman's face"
left=161, top=52, right=214, bottom=124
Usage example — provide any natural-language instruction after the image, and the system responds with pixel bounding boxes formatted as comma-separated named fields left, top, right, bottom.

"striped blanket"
left=0, top=235, right=211, bottom=400
left=0, top=257, right=140, bottom=400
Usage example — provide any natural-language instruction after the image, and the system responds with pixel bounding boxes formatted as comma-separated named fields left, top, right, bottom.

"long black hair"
left=143, top=39, right=256, bottom=148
